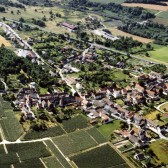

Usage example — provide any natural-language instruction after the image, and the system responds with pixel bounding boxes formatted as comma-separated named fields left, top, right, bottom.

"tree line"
left=68, top=0, right=155, bottom=20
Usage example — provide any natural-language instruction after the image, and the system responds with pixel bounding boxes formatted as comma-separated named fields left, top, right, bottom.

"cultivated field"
left=0, top=35, right=11, bottom=47
left=61, top=115, right=90, bottom=133
left=108, top=27, right=154, bottom=43
left=53, top=129, right=98, bottom=156
left=122, top=3, right=168, bottom=11
left=70, top=144, right=129, bottom=168
left=0, top=142, right=51, bottom=167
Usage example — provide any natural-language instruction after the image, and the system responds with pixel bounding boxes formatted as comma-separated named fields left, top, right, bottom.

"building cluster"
left=13, top=86, right=86, bottom=120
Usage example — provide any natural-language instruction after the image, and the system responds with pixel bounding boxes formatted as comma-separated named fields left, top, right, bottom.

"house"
left=114, top=130, right=129, bottom=138
left=93, top=92, right=106, bottom=100
left=134, top=153, right=145, bottom=161
left=129, top=135, right=142, bottom=147
left=112, top=89, right=121, bottom=98
left=135, top=83, right=144, bottom=93
left=149, top=71, right=162, bottom=79
left=145, top=90, right=156, bottom=99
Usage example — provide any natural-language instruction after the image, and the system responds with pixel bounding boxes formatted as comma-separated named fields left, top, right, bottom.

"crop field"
left=24, top=125, right=65, bottom=140
left=14, top=159, right=45, bottom=168
left=70, top=144, right=128, bottom=168
left=0, top=35, right=11, bottom=47
left=0, top=145, right=5, bottom=154
left=53, top=129, right=98, bottom=156
left=0, top=109, right=24, bottom=141
left=86, top=127, right=107, bottom=144
left=0, top=142, right=51, bottom=168
left=6, top=142, right=51, bottom=161
left=43, top=156, right=64, bottom=168
left=62, top=115, right=90, bottom=133
left=108, top=27, right=154, bottom=43
left=122, top=3, right=168, bottom=11
left=44, top=140, right=72, bottom=168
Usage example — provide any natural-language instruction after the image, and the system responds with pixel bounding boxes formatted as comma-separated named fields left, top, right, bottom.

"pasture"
left=148, top=45, right=168, bottom=63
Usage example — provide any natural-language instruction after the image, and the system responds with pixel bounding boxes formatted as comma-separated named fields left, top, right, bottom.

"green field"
left=0, top=98, right=24, bottom=141
left=150, top=139, right=168, bottom=164
left=86, top=127, right=107, bottom=144
left=62, top=115, right=90, bottom=133
left=148, top=44, right=168, bottom=63
left=157, top=11, right=168, bottom=19
left=44, top=140, right=72, bottom=168
left=90, top=0, right=125, bottom=4
left=6, top=142, right=51, bottom=161
left=70, top=144, right=128, bottom=168
left=53, top=129, right=98, bottom=156
left=43, top=156, right=64, bottom=168
left=24, top=126, right=65, bottom=140
left=98, top=120, right=121, bottom=140
left=0, top=142, right=51, bottom=167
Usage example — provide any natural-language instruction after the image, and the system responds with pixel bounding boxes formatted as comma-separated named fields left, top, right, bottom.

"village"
left=0, top=17, right=168, bottom=168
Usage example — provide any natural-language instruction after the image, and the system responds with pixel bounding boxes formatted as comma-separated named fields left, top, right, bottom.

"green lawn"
left=148, top=44, right=168, bottom=63
left=150, top=139, right=168, bottom=164
left=159, top=102, right=168, bottom=112
left=97, top=120, right=121, bottom=140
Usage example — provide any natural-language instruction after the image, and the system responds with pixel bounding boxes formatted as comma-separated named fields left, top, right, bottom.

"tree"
left=156, top=113, right=161, bottom=120
left=19, top=17, right=25, bottom=22
left=0, top=7, right=5, bottom=12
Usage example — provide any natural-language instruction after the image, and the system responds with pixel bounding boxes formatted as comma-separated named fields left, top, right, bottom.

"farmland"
left=108, top=27, right=154, bottom=43
left=0, top=97, right=24, bottom=141
left=70, top=144, right=129, bottom=168
left=43, top=156, right=64, bottom=168
left=0, top=35, right=11, bottom=47
left=61, top=115, right=90, bottom=133
left=122, top=3, right=168, bottom=11
left=0, top=142, right=51, bottom=167
left=52, top=129, right=98, bottom=156
left=23, top=125, right=65, bottom=140
left=44, top=140, right=72, bottom=168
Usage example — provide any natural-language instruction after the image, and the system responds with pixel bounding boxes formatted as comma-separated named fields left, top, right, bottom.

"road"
left=0, top=78, right=8, bottom=91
